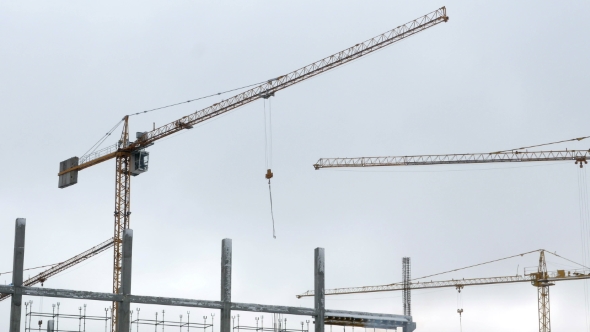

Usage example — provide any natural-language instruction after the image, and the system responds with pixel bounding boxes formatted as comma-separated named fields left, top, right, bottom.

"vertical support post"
left=117, top=229, right=133, bottom=332
left=402, top=257, right=411, bottom=317
left=219, top=239, right=232, bottom=332
left=221, top=239, right=232, bottom=332
left=9, top=218, right=26, bottom=332
left=47, top=320, right=55, bottom=332
left=314, top=248, right=325, bottom=332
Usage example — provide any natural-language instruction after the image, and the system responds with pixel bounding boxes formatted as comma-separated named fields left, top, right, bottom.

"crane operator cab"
left=131, top=149, right=149, bottom=176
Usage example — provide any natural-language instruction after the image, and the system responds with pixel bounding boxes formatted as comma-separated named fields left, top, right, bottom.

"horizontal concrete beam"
left=326, top=309, right=410, bottom=322
left=129, top=295, right=223, bottom=309
left=231, top=302, right=315, bottom=316
left=0, top=286, right=313, bottom=315
left=0, top=285, right=122, bottom=302
left=0, top=285, right=410, bottom=324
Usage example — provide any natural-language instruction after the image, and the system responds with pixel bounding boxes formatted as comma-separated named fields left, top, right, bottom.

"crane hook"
left=265, top=169, right=273, bottom=180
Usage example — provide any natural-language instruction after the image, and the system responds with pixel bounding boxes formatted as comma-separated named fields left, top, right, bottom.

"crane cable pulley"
left=264, top=98, right=276, bottom=239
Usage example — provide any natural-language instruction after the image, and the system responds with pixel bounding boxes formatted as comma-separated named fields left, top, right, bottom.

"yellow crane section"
left=296, top=267, right=590, bottom=298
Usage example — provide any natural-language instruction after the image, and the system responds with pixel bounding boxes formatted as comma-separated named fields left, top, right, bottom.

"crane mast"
left=113, top=116, right=131, bottom=310
left=56, top=8, right=449, bottom=330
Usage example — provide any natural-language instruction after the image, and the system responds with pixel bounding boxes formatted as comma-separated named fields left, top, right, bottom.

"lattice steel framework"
left=297, top=267, right=590, bottom=297
left=297, top=251, right=584, bottom=332
left=402, top=257, right=411, bottom=316
left=313, top=150, right=590, bottom=169
left=57, top=7, right=449, bottom=176
left=112, top=117, right=132, bottom=331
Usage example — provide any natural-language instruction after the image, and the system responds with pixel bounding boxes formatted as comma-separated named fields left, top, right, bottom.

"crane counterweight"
left=58, top=157, right=79, bottom=188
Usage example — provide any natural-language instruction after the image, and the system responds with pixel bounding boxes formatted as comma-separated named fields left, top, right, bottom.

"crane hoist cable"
left=577, top=167, right=590, bottom=330
left=80, top=80, right=269, bottom=159
left=129, top=80, right=268, bottom=117
left=80, top=119, right=124, bottom=159
left=263, top=98, right=276, bottom=239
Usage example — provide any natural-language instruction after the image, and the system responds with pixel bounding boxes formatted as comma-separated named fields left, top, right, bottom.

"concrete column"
left=220, top=239, right=232, bottom=332
left=9, top=218, right=26, bottom=332
left=47, top=320, right=55, bottom=332
left=403, top=321, right=417, bottom=332
left=117, top=229, right=133, bottom=332
left=314, top=248, right=325, bottom=332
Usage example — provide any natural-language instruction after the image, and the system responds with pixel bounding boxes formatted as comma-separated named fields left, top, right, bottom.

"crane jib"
left=313, top=150, right=590, bottom=169
left=58, top=7, right=448, bottom=182
left=134, top=7, right=448, bottom=149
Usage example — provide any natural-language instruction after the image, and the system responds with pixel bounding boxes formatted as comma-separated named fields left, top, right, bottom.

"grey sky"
left=1, top=1, right=590, bottom=331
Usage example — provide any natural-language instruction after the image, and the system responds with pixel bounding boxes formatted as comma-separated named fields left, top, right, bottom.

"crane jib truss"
left=0, top=238, right=114, bottom=302
left=57, top=6, right=449, bottom=176
left=295, top=252, right=589, bottom=332
left=313, top=149, right=590, bottom=169
left=295, top=269, right=590, bottom=298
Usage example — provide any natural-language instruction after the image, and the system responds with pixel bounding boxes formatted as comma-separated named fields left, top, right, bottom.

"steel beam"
left=221, top=239, right=232, bottom=332
left=9, top=218, right=26, bottom=332
left=315, top=248, right=325, bottom=332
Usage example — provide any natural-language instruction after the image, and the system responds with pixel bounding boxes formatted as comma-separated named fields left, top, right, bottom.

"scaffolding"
left=232, top=314, right=310, bottom=332
left=130, top=309, right=213, bottom=331
left=24, top=301, right=111, bottom=332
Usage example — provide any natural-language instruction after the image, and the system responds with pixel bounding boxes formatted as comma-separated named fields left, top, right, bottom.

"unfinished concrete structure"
left=1, top=219, right=416, bottom=332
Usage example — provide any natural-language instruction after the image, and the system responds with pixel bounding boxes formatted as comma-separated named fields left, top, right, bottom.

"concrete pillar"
left=9, top=218, right=26, bottom=332
left=220, top=239, right=232, bottom=332
left=117, top=229, right=133, bottom=332
left=47, top=320, right=55, bottom=332
left=314, top=248, right=325, bottom=332
left=403, top=321, right=417, bottom=332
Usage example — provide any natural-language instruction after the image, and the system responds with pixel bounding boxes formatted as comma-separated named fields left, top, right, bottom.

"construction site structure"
left=297, top=251, right=590, bottom=332
left=3, top=218, right=417, bottom=332
left=55, top=7, right=449, bottom=330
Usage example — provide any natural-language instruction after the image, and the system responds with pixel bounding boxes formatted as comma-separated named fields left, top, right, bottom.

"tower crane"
left=296, top=250, right=590, bottom=332
left=311, top=140, right=590, bottom=331
left=55, top=8, right=449, bottom=330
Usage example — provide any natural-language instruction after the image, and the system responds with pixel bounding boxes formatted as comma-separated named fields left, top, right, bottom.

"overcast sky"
left=2, top=1, right=590, bottom=331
